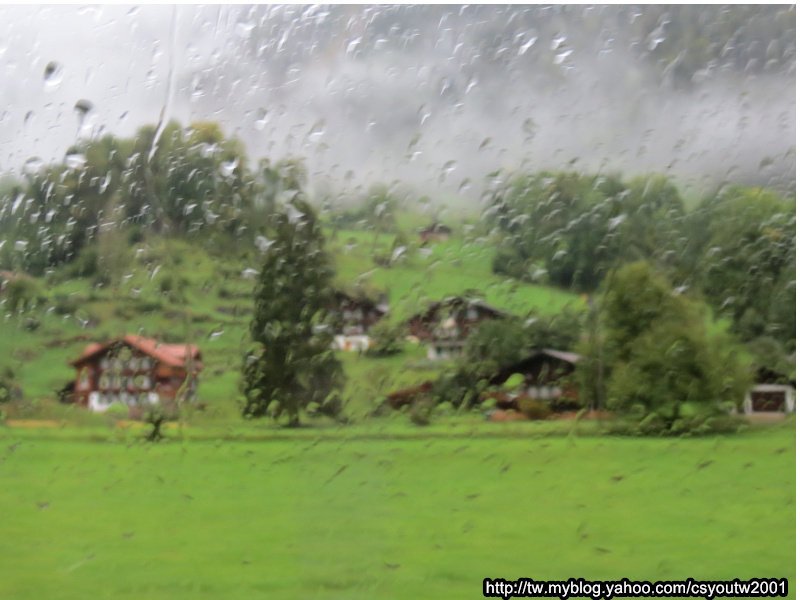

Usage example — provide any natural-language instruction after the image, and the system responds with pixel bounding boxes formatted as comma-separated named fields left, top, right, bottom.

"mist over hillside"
left=0, top=4, right=794, bottom=204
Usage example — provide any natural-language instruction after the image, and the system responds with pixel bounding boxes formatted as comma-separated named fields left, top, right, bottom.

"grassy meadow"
left=0, top=421, right=794, bottom=599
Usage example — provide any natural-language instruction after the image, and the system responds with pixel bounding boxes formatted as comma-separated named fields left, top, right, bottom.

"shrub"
left=0, top=368, right=22, bottom=404
left=409, top=397, right=435, bottom=426
left=159, top=275, right=174, bottom=294
left=366, top=321, right=404, bottom=357
left=52, top=294, right=79, bottom=315
left=517, top=397, right=552, bottom=420
left=104, top=403, right=130, bottom=421
left=4, top=276, right=41, bottom=312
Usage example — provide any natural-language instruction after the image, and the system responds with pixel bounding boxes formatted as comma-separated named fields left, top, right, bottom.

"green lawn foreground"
left=0, top=424, right=793, bottom=599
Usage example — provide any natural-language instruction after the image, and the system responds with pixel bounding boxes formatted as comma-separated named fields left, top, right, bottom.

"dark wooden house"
left=489, top=349, right=582, bottom=410
left=331, top=291, right=388, bottom=351
left=69, top=335, right=203, bottom=413
left=418, top=223, right=452, bottom=243
left=407, top=296, right=506, bottom=360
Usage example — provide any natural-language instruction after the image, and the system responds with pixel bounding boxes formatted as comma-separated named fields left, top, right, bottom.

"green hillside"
left=0, top=224, right=581, bottom=421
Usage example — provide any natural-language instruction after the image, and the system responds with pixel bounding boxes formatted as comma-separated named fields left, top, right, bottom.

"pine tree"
left=241, top=198, right=343, bottom=426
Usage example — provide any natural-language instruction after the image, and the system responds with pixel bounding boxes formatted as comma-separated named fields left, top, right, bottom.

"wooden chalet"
left=407, top=296, right=507, bottom=360
left=489, top=349, right=582, bottom=409
left=382, top=349, right=581, bottom=417
left=418, top=223, right=452, bottom=243
left=69, top=335, right=203, bottom=413
left=331, top=290, right=388, bottom=351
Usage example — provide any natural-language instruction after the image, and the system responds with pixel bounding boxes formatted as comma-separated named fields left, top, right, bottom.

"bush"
left=429, top=368, right=488, bottom=410
left=517, top=397, right=552, bottom=420
left=409, top=397, right=435, bottom=426
left=4, top=276, right=41, bottom=312
left=366, top=321, right=404, bottom=357
left=607, top=412, right=746, bottom=437
left=52, top=294, right=79, bottom=315
left=70, top=246, right=99, bottom=278
left=0, top=368, right=22, bottom=404
left=23, top=317, right=40, bottom=331
left=104, top=403, right=130, bottom=421
left=317, top=393, right=346, bottom=420
left=159, top=275, right=174, bottom=294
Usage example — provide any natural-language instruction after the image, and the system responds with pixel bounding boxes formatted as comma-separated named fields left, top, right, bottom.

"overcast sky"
left=0, top=5, right=794, bottom=204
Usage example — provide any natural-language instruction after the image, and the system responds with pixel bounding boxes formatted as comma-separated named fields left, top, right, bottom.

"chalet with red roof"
left=69, top=335, right=202, bottom=413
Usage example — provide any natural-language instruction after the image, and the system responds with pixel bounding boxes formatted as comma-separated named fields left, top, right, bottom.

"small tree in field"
left=242, top=199, right=343, bottom=426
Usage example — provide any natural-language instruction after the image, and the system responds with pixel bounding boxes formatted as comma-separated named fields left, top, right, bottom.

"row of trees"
left=0, top=121, right=306, bottom=276
left=228, top=169, right=792, bottom=432
left=485, top=171, right=795, bottom=353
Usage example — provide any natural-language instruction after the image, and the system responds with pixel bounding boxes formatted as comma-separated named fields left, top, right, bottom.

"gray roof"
left=540, top=349, right=582, bottom=364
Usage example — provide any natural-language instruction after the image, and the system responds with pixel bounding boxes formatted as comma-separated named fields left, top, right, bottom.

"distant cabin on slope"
left=418, top=223, right=452, bottom=244
left=331, top=291, right=388, bottom=351
left=407, top=296, right=507, bottom=360
left=69, top=335, right=203, bottom=413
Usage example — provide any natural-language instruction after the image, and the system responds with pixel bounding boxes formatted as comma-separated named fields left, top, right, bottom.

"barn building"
left=69, top=335, right=202, bottom=413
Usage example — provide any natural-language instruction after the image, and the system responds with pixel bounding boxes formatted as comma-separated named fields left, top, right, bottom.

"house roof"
left=538, top=349, right=581, bottom=364
left=334, top=289, right=389, bottom=315
left=490, top=348, right=582, bottom=386
left=71, top=335, right=202, bottom=370
left=408, top=296, right=508, bottom=323
left=419, top=223, right=452, bottom=234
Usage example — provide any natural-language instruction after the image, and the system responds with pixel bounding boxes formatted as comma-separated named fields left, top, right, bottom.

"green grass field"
left=0, top=422, right=793, bottom=599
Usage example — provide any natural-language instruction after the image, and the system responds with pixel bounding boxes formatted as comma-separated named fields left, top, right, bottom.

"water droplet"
left=236, top=22, right=255, bottom=39
left=74, top=99, right=93, bottom=116
left=255, top=236, right=274, bottom=253
left=346, top=37, right=362, bottom=57
left=43, top=61, right=63, bottom=90
left=22, top=157, right=44, bottom=175
left=554, top=49, right=573, bottom=65
left=518, top=37, right=537, bottom=55
left=608, top=215, right=626, bottom=230
left=220, top=158, right=239, bottom=177
left=64, top=152, right=86, bottom=170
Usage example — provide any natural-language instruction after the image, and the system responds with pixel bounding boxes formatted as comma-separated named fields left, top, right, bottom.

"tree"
left=487, top=171, right=688, bottom=292
left=595, top=261, right=750, bottom=434
left=682, top=185, right=795, bottom=351
left=241, top=198, right=343, bottom=426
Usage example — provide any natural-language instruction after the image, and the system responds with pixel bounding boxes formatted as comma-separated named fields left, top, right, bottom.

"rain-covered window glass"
left=0, top=5, right=794, bottom=598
